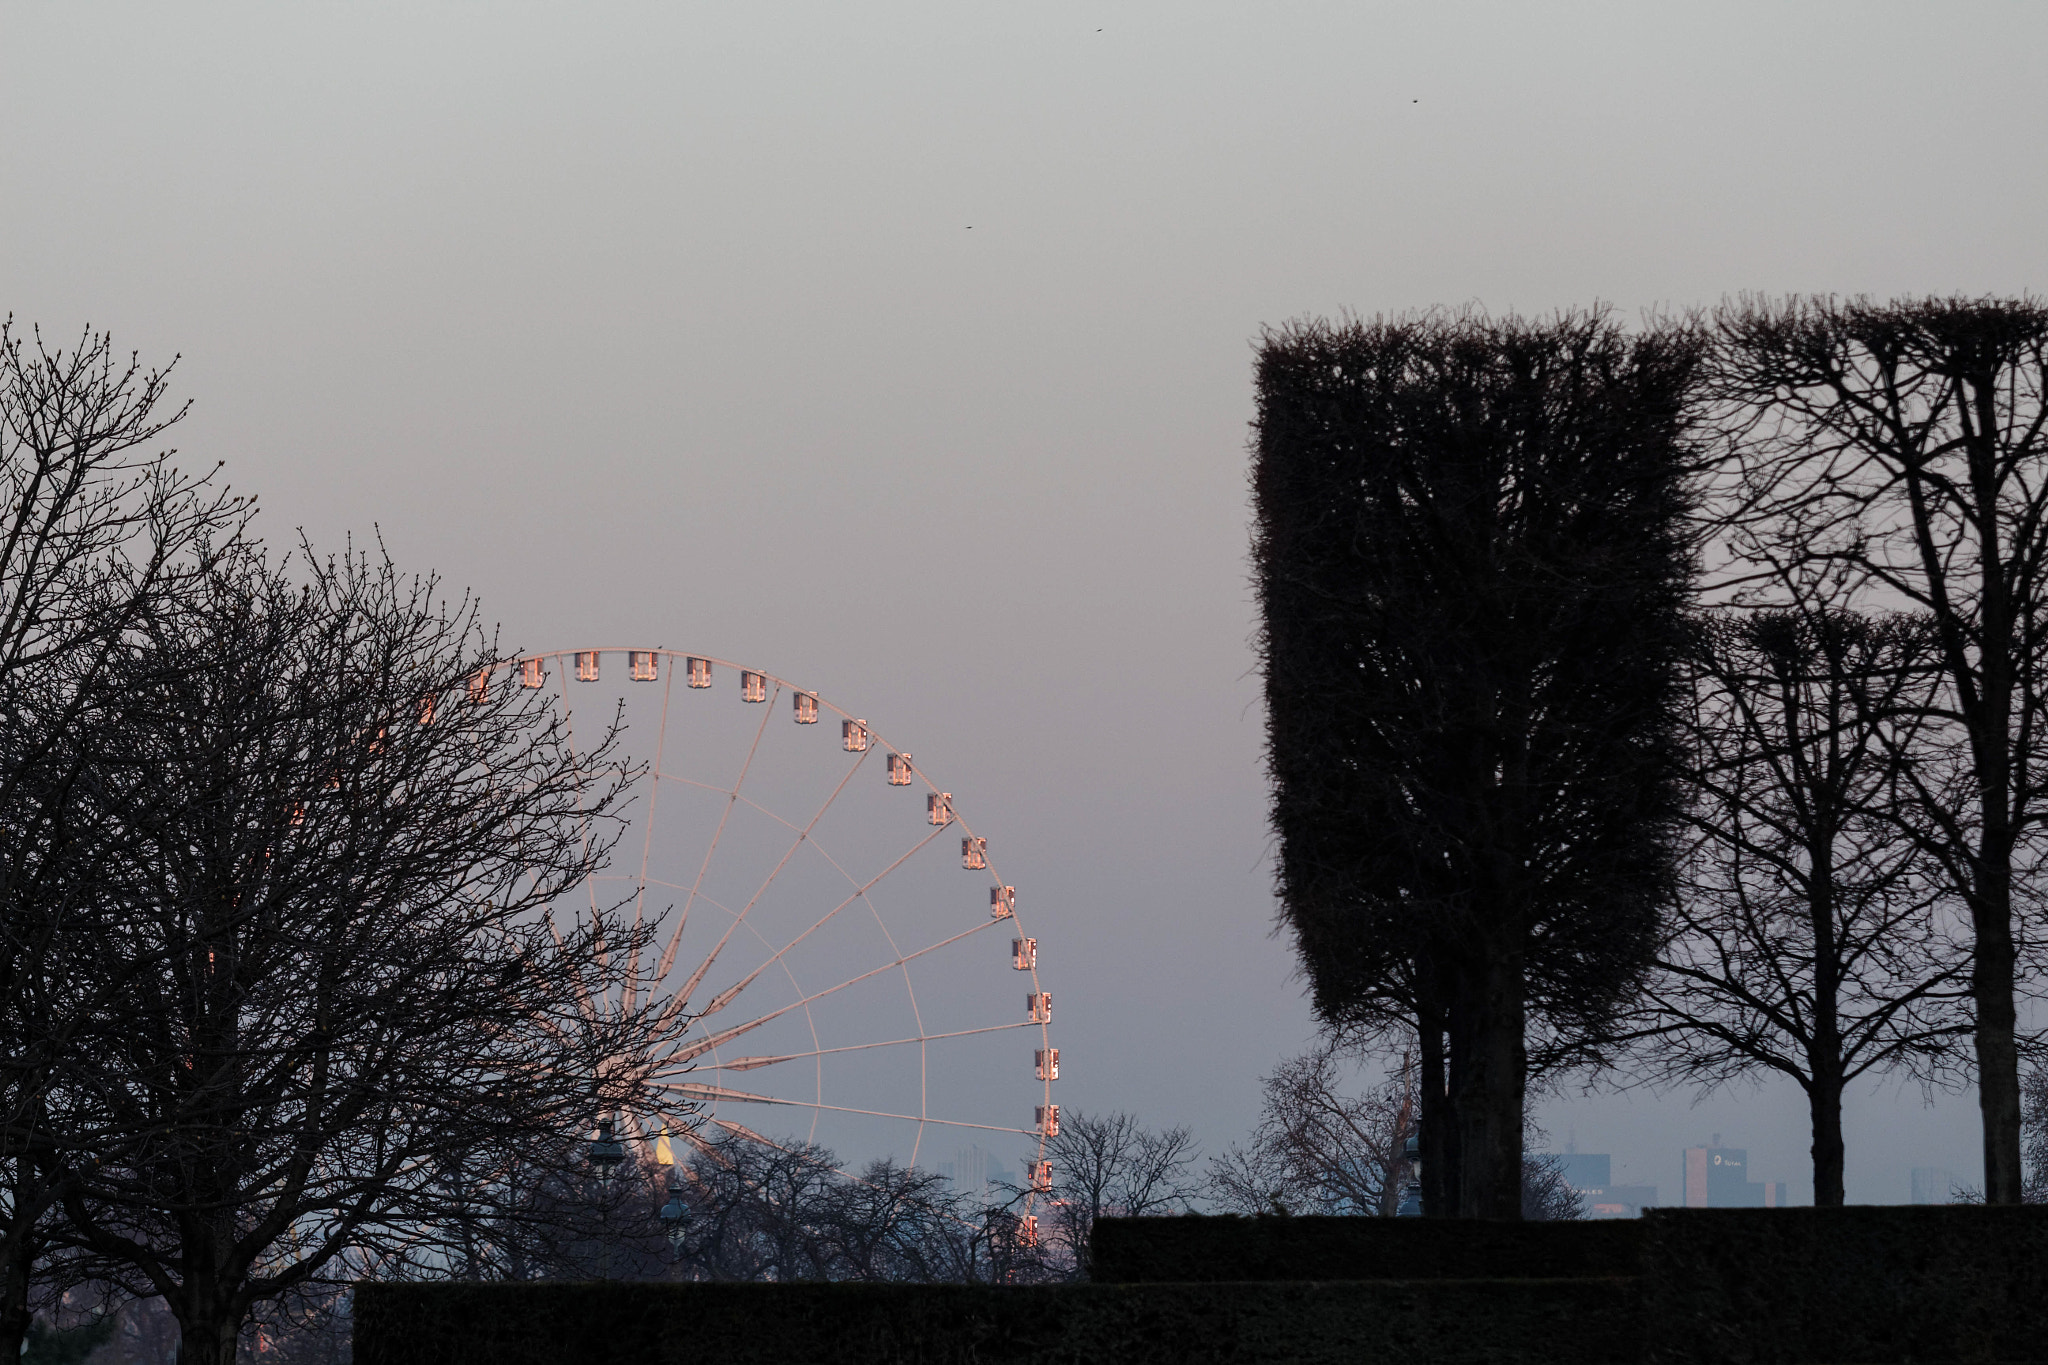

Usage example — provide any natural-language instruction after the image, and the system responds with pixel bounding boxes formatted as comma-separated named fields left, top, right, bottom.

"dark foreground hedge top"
left=353, top=1277, right=1636, bottom=1365
left=1092, top=1213, right=1643, bottom=1282
left=355, top=1207, right=2048, bottom=1365
left=1639, top=1205, right=2048, bottom=1365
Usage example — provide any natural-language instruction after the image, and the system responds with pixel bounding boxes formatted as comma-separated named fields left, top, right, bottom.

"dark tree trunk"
left=1417, top=1008, right=1457, bottom=1218
left=1965, top=371, right=2027, bottom=1207
left=1963, top=443, right=2026, bottom=1204
left=1973, top=863, right=2023, bottom=1204
left=0, top=1160, right=53, bottom=1365
left=177, top=1315, right=243, bottom=1365
left=1456, top=949, right=1526, bottom=1219
left=170, top=1265, right=247, bottom=1365
left=0, top=1231, right=29, bottom=1365
left=1808, top=836, right=1845, bottom=1208
left=1443, top=994, right=1470, bottom=1216
left=1807, top=1074, right=1846, bottom=1207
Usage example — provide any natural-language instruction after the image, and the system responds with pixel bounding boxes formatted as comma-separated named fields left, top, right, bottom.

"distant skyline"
left=6, top=2, right=2041, bottom=1203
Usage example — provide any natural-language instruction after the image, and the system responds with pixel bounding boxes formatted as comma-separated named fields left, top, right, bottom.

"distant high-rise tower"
left=1683, top=1136, right=1784, bottom=1207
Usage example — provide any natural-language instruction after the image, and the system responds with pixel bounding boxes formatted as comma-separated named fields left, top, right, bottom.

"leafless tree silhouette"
left=1037, top=1110, right=1198, bottom=1277
left=1709, top=295, right=2048, bottom=1202
left=0, top=321, right=245, bottom=1363
left=2024, top=1066, right=2048, bottom=1204
left=1207, top=1036, right=1413, bottom=1217
left=552, top=1134, right=1053, bottom=1285
left=1629, top=608, right=1971, bottom=1204
left=42, top=543, right=672, bottom=1365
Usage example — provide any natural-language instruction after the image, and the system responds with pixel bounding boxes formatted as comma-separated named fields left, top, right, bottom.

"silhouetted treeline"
left=10, top=293, right=2048, bottom=1364
left=1253, top=296, right=2048, bottom=1213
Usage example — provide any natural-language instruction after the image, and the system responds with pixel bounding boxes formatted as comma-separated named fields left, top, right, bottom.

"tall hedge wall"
left=1092, top=1213, right=1644, bottom=1282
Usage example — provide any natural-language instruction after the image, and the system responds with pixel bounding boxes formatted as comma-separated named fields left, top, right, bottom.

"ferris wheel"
left=501, top=647, right=1056, bottom=1214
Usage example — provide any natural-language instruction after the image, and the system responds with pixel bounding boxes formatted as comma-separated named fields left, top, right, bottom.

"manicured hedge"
left=1639, top=1205, right=2048, bottom=1365
left=353, top=1276, right=1639, bottom=1365
left=1092, top=1213, right=1645, bottom=1282
left=356, top=1210, right=2048, bottom=1364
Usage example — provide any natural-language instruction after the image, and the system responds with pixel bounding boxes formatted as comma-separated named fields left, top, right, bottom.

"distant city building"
left=1682, top=1136, right=1785, bottom=1207
left=1535, top=1151, right=1659, bottom=1218
left=1910, top=1167, right=1958, bottom=1205
left=1554, top=1153, right=1611, bottom=1191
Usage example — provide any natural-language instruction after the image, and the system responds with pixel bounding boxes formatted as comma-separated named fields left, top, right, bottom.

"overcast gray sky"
left=7, top=2, right=2045, bottom=1205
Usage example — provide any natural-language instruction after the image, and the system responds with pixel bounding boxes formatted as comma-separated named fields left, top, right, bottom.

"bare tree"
left=2025, top=1065, right=2048, bottom=1205
left=1037, top=1111, right=1198, bottom=1277
left=1206, top=1036, right=1413, bottom=1217
left=420, top=1123, right=1056, bottom=1288
left=1210, top=1039, right=1582, bottom=1221
left=1204, top=1141, right=1296, bottom=1220
left=1630, top=607, right=1972, bottom=1204
left=656, top=1132, right=1041, bottom=1285
left=1711, top=295, right=2048, bottom=1202
left=823, top=1158, right=979, bottom=1284
left=1520, top=1153, right=1582, bottom=1222
left=0, top=322, right=243, bottom=1363
left=677, top=1136, right=848, bottom=1283
left=42, top=543, right=670, bottom=1365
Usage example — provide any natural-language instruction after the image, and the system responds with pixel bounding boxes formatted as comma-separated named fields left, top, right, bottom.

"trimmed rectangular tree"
left=1252, top=310, right=1699, bottom=1216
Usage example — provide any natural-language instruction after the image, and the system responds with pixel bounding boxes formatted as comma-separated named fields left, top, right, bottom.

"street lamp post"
left=588, top=1117, right=626, bottom=1179
left=1396, top=1131, right=1424, bottom=1217
left=659, top=1169, right=690, bottom=1266
left=587, top=1117, right=626, bottom=1277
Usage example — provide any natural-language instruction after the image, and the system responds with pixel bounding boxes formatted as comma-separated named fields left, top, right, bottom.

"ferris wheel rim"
left=499, top=645, right=1055, bottom=1216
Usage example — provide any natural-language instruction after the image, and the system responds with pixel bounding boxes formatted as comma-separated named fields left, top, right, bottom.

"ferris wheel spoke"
left=660, top=736, right=868, bottom=996
left=693, top=1021, right=1038, bottom=1074
left=620, top=665, right=680, bottom=1012
left=660, top=677, right=783, bottom=989
left=600, top=874, right=729, bottom=904
left=835, top=842, right=930, bottom=1143
left=667, top=1081, right=796, bottom=1106
left=529, top=911, right=602, bottom=1027
left=647, top=769, right=900, bottom=850
left=530, top=661, right=606, bottom=1003
left=666, top=1084, right=1031, bottom=1136
left=668, top=917, right=1005, bottom=1063
left=549, top=658, right=607, bottom=933
left=668, top=821, right=950, bottom=1034
left=706, top=1116, right=791, bottom=1152
left=658, top=753, right=875, bottom=1033
left=759, top=821, right=945, bottom=1158
left=650, top=771, right=809, bottom=829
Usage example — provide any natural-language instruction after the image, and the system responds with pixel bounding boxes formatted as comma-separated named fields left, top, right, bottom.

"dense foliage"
left=1252, top=309, right=1701, bottom=1215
